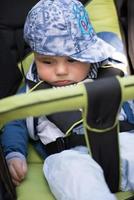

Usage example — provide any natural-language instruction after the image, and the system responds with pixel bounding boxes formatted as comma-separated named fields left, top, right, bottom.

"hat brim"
left=70, top=37, right=116, bottom=63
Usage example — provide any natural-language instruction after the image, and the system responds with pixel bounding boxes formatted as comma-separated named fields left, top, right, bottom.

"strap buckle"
left=45, top=137, right=69, bottom=155
left=56, top=137, right=66, bottom=152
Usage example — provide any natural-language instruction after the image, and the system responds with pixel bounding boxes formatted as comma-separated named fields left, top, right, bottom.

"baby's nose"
left=55, top=64, right=68, bottom=75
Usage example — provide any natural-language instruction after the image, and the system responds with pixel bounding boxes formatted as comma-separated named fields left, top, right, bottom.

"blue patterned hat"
left=24, top=0, right=116, bottom=63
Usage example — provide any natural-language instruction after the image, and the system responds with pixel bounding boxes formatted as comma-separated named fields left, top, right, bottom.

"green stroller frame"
left=0, top=75, right=134, bottom=200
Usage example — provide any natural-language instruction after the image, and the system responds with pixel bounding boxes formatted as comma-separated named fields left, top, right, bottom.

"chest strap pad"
left=84, top=77, right=121, bottom=193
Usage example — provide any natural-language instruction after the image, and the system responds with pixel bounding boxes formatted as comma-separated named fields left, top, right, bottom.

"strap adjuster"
left=45, top=135, right=86, bottom=156
left=56, top=137, right=66, bottom=152
left=45, top=137, right=69, bottom=155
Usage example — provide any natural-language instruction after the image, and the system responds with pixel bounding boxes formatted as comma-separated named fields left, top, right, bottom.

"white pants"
left=43, top=132, right=134, bottom=200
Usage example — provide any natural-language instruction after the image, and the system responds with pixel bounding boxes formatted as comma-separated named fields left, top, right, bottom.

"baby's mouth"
left=52, top=80, right=74, bottom=86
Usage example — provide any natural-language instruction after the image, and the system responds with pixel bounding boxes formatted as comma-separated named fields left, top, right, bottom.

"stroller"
left=0, top=66, right=134, bottom=200
left=0, top=0, right=134, bottom=199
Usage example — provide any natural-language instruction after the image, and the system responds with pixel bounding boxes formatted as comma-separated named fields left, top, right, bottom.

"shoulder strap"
left=97, top=67, right=124, bottom=79
left=84, top=76, right=121, bottom=192
left=47, top=111, right=82, bottom=133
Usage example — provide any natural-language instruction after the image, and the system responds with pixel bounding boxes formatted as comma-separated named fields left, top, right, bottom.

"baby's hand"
left=7, top=158, right=28, bottom=186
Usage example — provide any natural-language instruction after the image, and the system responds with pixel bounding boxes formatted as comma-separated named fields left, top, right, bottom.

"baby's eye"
left=68, top=58, right=77, bottom=63
left=43, top=60, right=51, bottom=64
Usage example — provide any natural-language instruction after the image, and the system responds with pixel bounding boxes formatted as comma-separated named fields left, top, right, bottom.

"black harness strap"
left=84, top=77, right=121, bottom=130
left=45, top=134, right=86, bottom=155
left=47, top=111, right=81, bottom=133
left=84, top=77, right=121, bottom=193
left=45, top=121, right=133, bottom=154
left=120, top=121, right=134, bottom=132
left=87, top=126, right=119, bottom=193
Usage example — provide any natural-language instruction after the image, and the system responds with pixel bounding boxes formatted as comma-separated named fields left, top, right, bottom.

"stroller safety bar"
left=0, top=75, right=134, bottom=125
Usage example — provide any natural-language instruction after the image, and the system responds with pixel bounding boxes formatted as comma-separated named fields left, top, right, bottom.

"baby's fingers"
left=7, top=159, right=28, bottom=185
left=12, top=178, right=21, bottom=186
left=9, top=163, right=22, bottom=182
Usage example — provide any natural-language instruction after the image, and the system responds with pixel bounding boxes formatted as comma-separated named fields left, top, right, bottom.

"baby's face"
left=34, top=53, right=91, bottom=86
